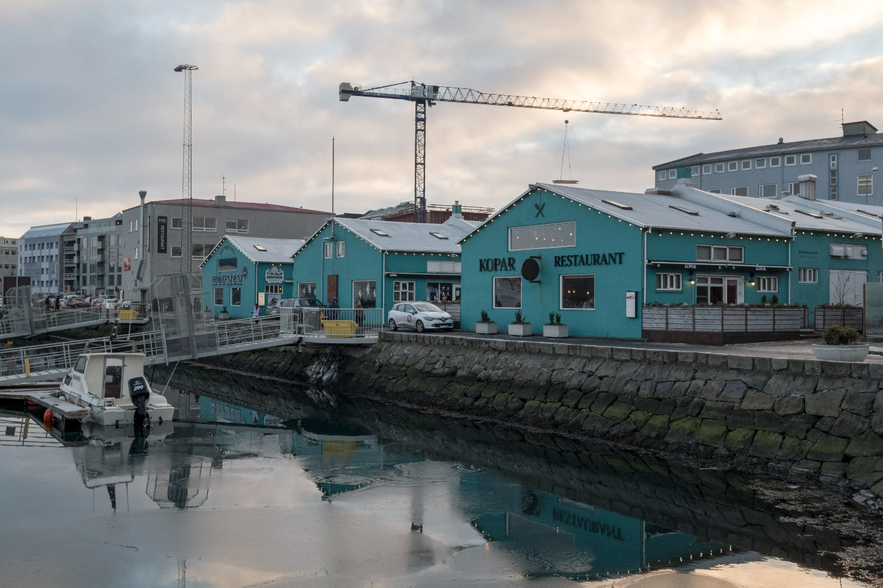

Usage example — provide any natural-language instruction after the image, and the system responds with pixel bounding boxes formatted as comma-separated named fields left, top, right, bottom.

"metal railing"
left=278, top=307, right=383, bottom=339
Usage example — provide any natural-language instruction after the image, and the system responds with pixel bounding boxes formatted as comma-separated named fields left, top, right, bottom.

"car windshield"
left=413, top=302, right=442, bottom=313
left=302, top=299, right=326, bottom=307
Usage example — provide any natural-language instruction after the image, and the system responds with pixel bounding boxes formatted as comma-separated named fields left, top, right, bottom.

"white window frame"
left=785, top=155, right=797, bottom=166
left=336, top=240, right=345, bottom=258
left=858, top=148, right=872, bottom=162
left=656, top=273, right=682, bottom=292
left=759, top=184, right=777, bottom=198
left=800, top=153, right=812, bottom=165
left=690, top=166, right=700, bottom=177
left=788, top=181, right=801, bottom=196
left=560, top=274, right=595, bottom=310
left=225, top=219, right=249, bottom=233
left=769, top=156, right=781, bottom=167
left=741, top=160, right=752, bottom=171
left=697, top=245, right=743, bottom=263
left=731, top=186, right=748, bottom=196
left=214, top=287, right=223, bottom=306
left=393, top=280, right=416, bottom=302
left=668, top=169, right=677, bottom=179
left=323, top=242, right=332, bottom=259
left=755, top=158, right=766, bottom=169
left=171, top=217, right=183, bottom=229
left=757, top=276, right=778, bottom=293
left=658, top=170, right=667, bottom=181
left=171, top=246, right=182, bottom=258
left=798, top=268, right=818, bottom=284
left=714, top=162, right=725, bottom=173
left=830, top=154, right=838, bottom=169
left=728, top=161, right=738, bottom=172
left=702, top=164, right=712, bottom=175
left=192, top=217, right=217, bottom=232
left=859, top=174, right=874, bottom=197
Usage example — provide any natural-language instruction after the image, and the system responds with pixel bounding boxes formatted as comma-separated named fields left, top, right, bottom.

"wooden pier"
left=0, top=387, right=89, bottom=427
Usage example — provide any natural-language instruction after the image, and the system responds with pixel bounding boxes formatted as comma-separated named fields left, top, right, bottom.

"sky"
left=2, top=0, right=883, bottom=239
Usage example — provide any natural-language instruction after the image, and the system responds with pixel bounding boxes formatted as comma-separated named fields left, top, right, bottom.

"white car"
left=388, top=302, right=453, bottom=333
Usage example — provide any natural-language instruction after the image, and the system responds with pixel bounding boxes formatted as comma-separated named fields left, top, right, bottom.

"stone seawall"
left=342, top=333, right=883, bottom=494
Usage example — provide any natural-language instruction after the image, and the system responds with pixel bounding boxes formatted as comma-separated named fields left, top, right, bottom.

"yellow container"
left=118, top=310, right=140, bottom=321
left=321, top=319, right=358, bottom=338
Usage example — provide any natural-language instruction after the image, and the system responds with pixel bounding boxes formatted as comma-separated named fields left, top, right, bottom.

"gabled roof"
left=20, top=222, right=78, bottom=240
left=460, top=183, right=793, bottom=243
left=200, top=235, right=305, bottom=268
left=295, top=216, right=480, bottom=257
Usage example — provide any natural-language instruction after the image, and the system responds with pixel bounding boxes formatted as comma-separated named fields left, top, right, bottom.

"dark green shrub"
left=822, top=324, right=861, bottom=345
left=479, top=310, right=491, bottom=323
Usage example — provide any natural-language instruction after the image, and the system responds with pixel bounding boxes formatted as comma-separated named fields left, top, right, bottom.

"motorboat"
left=59, top=352, right=174, bottom=427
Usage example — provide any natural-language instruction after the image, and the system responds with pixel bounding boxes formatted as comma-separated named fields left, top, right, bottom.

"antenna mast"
left=175, top=64, right=198, bottom=273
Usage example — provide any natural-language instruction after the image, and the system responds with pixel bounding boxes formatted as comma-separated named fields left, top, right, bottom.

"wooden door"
left=327, top=275, right=338, bottom=303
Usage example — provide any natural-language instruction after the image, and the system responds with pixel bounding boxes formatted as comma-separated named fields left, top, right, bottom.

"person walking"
left=44, top=296, right=51, bottom=313
left=354, top=300, right=365, bottom=327
left=252, top=304, right=260, bottom=319
left=328, top=297, right=339, bottom=320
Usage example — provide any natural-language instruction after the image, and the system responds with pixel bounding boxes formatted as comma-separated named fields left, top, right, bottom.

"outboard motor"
left=128, top=377, right=151, bottom=427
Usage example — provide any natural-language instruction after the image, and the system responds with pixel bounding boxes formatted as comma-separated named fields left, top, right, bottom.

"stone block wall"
left=345, top=332, right=883, bottom=493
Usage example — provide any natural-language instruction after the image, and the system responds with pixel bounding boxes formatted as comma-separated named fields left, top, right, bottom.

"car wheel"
left=389, top=318, right=397, bottom=331
left=416, top=320, right=425, bottom=333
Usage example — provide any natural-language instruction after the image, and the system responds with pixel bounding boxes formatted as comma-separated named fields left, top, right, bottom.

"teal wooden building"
left=290, top=214, right=479, bottom=312
left=459, top=181, right=883, bottom=338
left=200, top=235, right=304, bottom=319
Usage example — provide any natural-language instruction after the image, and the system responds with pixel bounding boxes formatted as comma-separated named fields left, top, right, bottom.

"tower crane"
left=340, top=80, right=722, bottom=222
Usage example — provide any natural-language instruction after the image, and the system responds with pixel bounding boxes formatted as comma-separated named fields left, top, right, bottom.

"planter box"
left=218, top=311, right=230, bottom=320
left=814, top=307, right=863, bottom=332
left=475, top=321, right=497, bottom=335
left=543, top=324, right=568, bottom=338
left=508, top=322, right=532, bottom=337
left=811, top=344, right=869, bottom=363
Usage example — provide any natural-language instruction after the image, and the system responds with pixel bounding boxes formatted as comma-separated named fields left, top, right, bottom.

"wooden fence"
left=642, top=306, right=808, bottom=345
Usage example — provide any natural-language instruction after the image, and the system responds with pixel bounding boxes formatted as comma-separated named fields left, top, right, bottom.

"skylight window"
left=795, top=209, right=823, bottom=219
left=253, top=245, right=267, bottom=251
left=370, top=228, right=390, bottom=237
left=602, top=199, right=633, bottom=210
left=429, top=232, right=448, bottom=240
left=858, top=209, right=880, bottom=218
left=668, top=205, right=699, bottom=216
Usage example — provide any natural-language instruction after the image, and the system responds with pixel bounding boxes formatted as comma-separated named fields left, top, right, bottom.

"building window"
left=668, top=169, right=676, bottom=179
left=755, top=158, right=766, bottom=169
left=353, top=280, right=377, bottom=308
left=758, top=276, right=778, bottom=292
left=225, top=219, right=249, bottom=233
left=741, top=160, right=751, bottom=170
left=708, top=189, right=721, bottom=194
left=656, top=273, right=682, bottom=291
left=192, top=217, right=217, bottom=232
left=759, top=184, right=777, bottom=198
left=171, top=246, right=182, bottom=258
left=830, top=169, right=838, bottom=200
left=697, top=245, right=743, bottom=262
left=785, top=155, right=797, bottom=166
left=859, top=174, right=874, bottom=198
left=798, top=268, right=818, bottom=284
left=393, top=281, right=415, bottom=302
left=770, top=156, right=781, bottom=167
left=800, top=153, right=812, bottom=165
left=427, top=260, right=461, bottom=273
left=323, top=242, right=332, bottom=258
left=191, top=244, right=209, bottom=260
left=788, top=181, right=801, bottom=196
left=230, top=287, right=241, bottom=306
left=336, top=241, right=345, bottom=258
left=509, top=221, right=576, bottom=251
left=560, top=274, right=594, bottom=309
left=714, top=162, right=725, bottom=173
left=214, top=288, right=223, bottom=306
left=830, top=243, right=868, bottom=259
left=171, top=217, right=183, bottom=229
left=298, top=282, right=317, bottom=299
left=658, top=170, right=666, bottom=181
left=493, top=276, right=521, bottom=309
left=731, top=187, right=748, bottom=196
left=691, top=166, right=700, bottom=177
left=830, top=154, right=838, bottom=169
left=728, top=161, right=738, bottom=172
left=702, top=164, right=712, bottom=175
left=218, top=257, right=237, bottom=272
left=265, top=285, right=282, bottom=308
left=858, top=148, right=872, bottom=162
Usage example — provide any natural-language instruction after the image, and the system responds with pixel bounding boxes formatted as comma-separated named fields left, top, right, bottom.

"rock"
left=773, top=395, right=804, bottom=416
left=806, top=433, right=848, bottom=462
left=828, top=412, right=870, bottom=439
left=805, top=390, right=846, bottom=418
left=749, top=431, right=783, bottom=459
left=741, top=390, right=775, bottom=411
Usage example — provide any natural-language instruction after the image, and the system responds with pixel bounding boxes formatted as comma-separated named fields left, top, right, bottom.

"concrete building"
left=653, top=121, right=883, bottom=204
left=0, top=236, right=19, bottom=279
left=117, top=194, right=329, bottom=301
left=75, top=214, right=124, bottom=297
left=18, top=222, right=82, bottom=295
left=458, top=181, right=883, bottom=338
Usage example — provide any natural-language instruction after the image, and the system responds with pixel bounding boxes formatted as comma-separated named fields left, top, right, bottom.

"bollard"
left=24, top=358, right=30, bottom=376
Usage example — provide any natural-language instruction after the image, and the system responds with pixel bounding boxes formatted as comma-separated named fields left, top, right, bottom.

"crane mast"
left=340, top=80, right=721, bottom=222
left=175, top=64, right=198, bottom=272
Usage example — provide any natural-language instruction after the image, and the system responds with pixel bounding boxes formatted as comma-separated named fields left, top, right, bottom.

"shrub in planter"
left=543, top=311, right=568, bottom=338
left=475, top=309, right=497, bottom=334
left=813, top=324, right=868, bottom=362
left=822, top=324, right=860, bottom=345
left=508, top=310, right=531, bottom=336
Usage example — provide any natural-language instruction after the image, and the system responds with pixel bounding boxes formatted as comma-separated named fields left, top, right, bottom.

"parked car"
left=267, top=297, right=326, bottom=317
left=63, top=295, right=85, bottom=309
left=387, top=301, right=453, bottom=333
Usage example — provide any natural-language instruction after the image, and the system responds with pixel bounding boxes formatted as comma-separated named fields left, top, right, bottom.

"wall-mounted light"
left=725, top=232, right=736, bottom=239
left=688, top=269, right=695, bottom=285
left=749, top=272, right=756, bottom=287
left=854, top=233, right=864, bottom=238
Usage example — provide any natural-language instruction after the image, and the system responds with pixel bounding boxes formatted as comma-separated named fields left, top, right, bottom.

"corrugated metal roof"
left=654, top=132, right=883, bottom=169
left=201, top=235, right=305, bottom=267
left=124, top=198, right=329, bottom=215
left=334, top=216, right=481, bottom=253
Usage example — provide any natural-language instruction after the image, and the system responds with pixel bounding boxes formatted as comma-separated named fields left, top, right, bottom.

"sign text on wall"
left=554, top=252, right=624, bottom=267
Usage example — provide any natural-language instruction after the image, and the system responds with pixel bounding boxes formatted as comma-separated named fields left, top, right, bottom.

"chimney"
left=215, top=194, right=226, bottom=207
left=798, top=174, right=817, bottom=201
left=451, top=201, right=464, bottom=219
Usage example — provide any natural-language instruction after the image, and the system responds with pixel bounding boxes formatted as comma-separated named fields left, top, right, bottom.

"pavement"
left=428, top=330, right=883, bottom=363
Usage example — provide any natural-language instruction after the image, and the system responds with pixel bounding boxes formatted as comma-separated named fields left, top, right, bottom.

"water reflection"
left=0, top=384, right=876, bottom=587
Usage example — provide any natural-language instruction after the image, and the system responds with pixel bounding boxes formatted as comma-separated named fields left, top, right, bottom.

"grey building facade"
left=75, top=214, right=125, bottom=297
left=654, top=121, right=883, bottom=204
left=0, top=237, right=19, bottom=279
left=18, top=222, right=82, bottom=295
left=118, top=194, right=330, bottom=299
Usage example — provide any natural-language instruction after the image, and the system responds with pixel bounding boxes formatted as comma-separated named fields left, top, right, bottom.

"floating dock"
left=0, top=387, right=89, bottom=428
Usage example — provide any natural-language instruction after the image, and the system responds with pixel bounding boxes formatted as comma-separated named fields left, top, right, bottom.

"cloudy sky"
left=2, top=0, right=882, bottom=238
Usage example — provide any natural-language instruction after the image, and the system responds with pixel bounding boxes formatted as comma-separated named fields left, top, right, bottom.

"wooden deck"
left=0, top=389, right=89, bottom=424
